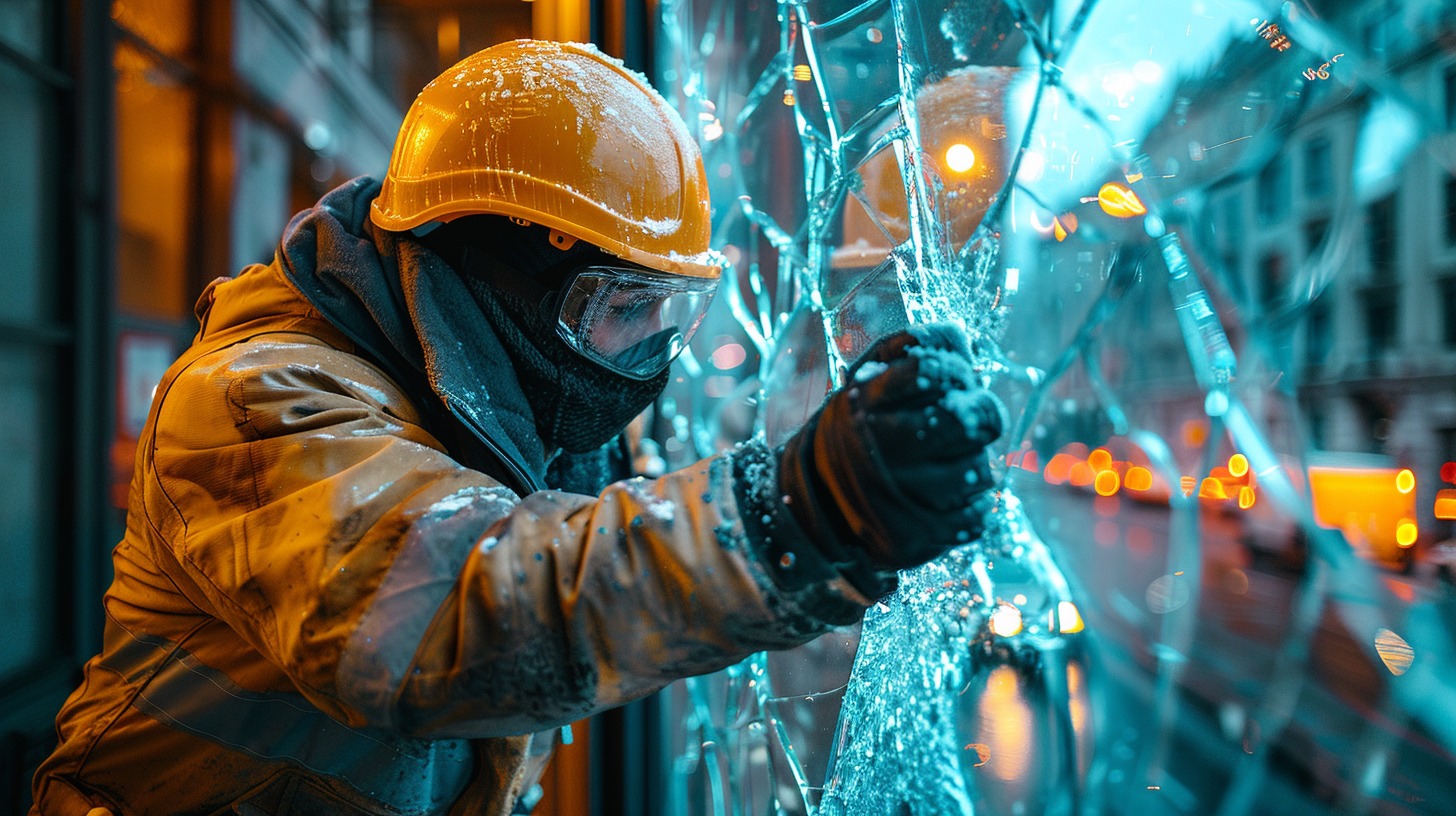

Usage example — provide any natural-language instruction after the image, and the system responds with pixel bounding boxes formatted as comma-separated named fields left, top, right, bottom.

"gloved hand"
left=777, top=324, right=1004, bottom=588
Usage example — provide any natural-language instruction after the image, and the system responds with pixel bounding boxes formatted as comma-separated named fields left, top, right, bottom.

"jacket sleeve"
left=144, top=337, right=871, bottom=739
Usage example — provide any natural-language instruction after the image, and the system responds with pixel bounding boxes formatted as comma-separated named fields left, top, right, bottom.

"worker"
left=32, top=39, right=1003, bottom=815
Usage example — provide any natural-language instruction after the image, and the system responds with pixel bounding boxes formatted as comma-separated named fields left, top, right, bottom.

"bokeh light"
left=945, top=142, right=976, bottom=173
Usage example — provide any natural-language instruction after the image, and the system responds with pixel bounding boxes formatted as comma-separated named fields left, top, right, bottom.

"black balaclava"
left=420, top=215, right=671, bottom=454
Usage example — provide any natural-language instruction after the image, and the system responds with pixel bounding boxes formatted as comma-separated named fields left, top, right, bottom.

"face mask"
left=463, top=274, right=670, bottom=453
left=420, top=215, right=707, bottom=453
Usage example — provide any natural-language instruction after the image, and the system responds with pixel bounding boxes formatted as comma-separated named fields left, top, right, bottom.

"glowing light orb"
left=710, top=341, right=747, bottom=370
left=1044, top=453, right=1075, bottom=484
left=1094, top=470, right=1121, bottom=496
left=1228, top=454, right=1249, bottom=478
left=945, top=142, right=976, bottom=173
left=1097, top=181, right=1148, bottom=217
left=1396, top=468, right=1415, bottom=494
left=1436, top=489, right=1456, bottom=520
left=1396, top=521, right=1417, bottom=547
left=989, top=604, right=1023, bottom=637
left=1182, top=419, right=1208, bottom=447
left=1198, top=477, right=1228, bottom=500
left=1057, top=601, right=1085, bottom=633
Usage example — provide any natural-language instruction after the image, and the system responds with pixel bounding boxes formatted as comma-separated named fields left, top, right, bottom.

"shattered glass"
left=654, top=0, right=1456, bottom=813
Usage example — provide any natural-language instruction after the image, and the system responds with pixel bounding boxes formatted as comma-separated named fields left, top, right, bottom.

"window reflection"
left=111, top=0, right=195, bottom=60
left=114, top=42, right=197, bottom=321
left=1365, top=193, right=1398, bottom=280
left=0, top=60, right=59, bottom=325
left=1445, top=65, right=1456, bottom=130
left=1257, top=160, right=1289, bottom=224
left=1303, top=136, right=1331, bottom=199
left=0, top=0, right=49, bottom=63
left=1362, top=284, right=1399, bottom=362
left=1443, top=175, right=1456, bottom=244
left=1306, top=298, right=1332, bottom=369
left=657, top=0, right=1456, bottom=811
left=0, top=348, right=60, bottom=680
left=1442, top=278, right=1456, bottom=348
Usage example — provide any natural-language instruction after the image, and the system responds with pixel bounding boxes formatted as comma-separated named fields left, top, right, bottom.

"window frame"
left=1366, top=192, right=1399, bottom=281
left=1441, top=276, right=1456, bottom=348
left=1256, top=158, right=1289, bottom=224
left=0, top=3, right=116, bottom=811
left=1362, top=283, right=1400, bottom=360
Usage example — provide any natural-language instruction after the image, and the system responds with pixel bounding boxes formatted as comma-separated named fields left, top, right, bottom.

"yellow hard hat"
left=371, top=39, right=720, bottom=280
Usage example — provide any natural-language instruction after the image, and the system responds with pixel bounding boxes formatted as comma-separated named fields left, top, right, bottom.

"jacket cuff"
left=729, top=438, right=892, bottom=626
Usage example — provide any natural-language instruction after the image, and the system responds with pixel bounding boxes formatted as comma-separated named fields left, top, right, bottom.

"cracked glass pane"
left=655, top=0, right=1456, bottom=813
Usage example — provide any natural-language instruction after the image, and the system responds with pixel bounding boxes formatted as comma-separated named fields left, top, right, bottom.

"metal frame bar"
left=0, top=1, right=115, bottom=812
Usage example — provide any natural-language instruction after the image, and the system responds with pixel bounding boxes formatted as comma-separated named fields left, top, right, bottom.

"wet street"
left=1014, top=478, right=1456, bottom=816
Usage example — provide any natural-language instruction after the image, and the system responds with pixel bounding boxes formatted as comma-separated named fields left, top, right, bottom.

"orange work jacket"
left=31, top=259, right=868, bottom=815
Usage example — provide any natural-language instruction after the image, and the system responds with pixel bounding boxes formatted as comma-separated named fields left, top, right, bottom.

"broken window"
left=651, top=0, right=1456, bottom=812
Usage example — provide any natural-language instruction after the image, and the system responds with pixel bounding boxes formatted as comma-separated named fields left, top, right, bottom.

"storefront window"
left=0, top=34, right=63, bottom=684
left=229, top=112, right=292, bottom=271
left=111, top=0, right=194, bottom=60
left=0, top=58, right=60, bottom=326
left=0, top=349, right=61, bottom=680
left=0, top=0, right=52, bottom=63
left=114, top=41, right=197, bottom=321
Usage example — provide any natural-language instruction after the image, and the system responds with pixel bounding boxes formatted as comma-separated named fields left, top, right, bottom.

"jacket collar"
left=271, top=176, right=549, bottom=494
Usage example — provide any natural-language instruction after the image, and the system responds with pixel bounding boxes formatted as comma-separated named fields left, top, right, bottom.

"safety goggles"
left=555, top=266, right=719, bottom=380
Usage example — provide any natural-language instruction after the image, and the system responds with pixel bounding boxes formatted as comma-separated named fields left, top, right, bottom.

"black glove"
left=776, top=324, right=1004, bottom=594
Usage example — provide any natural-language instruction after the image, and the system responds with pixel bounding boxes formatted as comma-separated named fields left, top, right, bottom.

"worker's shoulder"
left=202, top=329, right=385, bottom=380
left=162, top=331, right=423, bottom=431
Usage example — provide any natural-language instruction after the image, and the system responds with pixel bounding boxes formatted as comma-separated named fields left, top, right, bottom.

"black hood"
left=276, top=176, right=550, bottom=494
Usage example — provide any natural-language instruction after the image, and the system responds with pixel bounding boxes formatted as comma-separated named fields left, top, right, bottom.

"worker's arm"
left=143, top=335, right=868, bottom=738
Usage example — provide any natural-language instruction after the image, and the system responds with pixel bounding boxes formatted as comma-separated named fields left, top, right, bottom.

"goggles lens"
left=556, top=266, right=719, bottom=379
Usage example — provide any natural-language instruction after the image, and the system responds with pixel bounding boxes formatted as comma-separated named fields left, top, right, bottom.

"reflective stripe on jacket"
left=32, top=259, right=870, bottom=815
